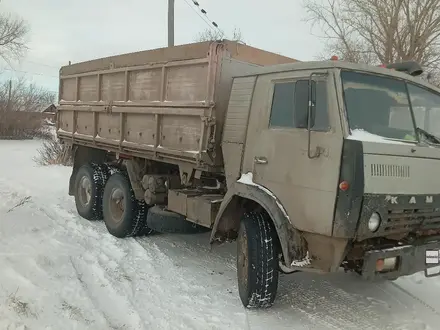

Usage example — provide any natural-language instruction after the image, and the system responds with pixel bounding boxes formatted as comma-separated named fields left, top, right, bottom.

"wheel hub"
left=109, top=188, right=125, bottom=223
left=78, top=176, right=92, bottom=206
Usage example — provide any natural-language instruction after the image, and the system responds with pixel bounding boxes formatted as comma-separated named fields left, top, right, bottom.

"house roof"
left=39, top=104, right=56, bottom=113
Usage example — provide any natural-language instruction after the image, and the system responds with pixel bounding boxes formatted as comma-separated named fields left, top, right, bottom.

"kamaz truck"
left=56, top=40, right=440, bottom=308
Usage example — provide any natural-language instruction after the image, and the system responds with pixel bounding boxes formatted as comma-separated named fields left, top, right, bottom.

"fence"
left=0, top=111, right=56, bottom=139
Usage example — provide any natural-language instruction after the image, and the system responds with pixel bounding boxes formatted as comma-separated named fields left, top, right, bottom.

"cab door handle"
left=254, top=156, right=268, bottom=164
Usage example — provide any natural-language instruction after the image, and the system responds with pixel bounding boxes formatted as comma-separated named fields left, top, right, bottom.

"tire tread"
left=239, top=211, right=279, bottom=309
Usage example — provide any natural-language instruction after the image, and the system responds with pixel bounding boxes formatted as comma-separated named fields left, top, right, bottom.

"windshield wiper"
left=416, top=127, right=440, bottom=145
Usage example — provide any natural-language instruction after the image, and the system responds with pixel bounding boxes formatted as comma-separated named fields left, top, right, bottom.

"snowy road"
left=1, top=140, right=440, bottom=329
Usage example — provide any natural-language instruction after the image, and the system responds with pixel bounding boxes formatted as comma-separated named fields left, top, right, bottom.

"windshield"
left=341, top=71, right=416, bottom=141
left=407, top=83, right=440, bottom=137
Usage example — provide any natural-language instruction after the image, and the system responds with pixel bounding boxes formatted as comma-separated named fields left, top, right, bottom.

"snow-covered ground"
left=1, top=139, right=440, bottom=330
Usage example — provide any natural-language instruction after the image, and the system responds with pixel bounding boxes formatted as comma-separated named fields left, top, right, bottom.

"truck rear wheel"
left=74, top=163, right=109, bottom=220
left=102, top=172, right=153, bottom=238
left=237, top=211, right=279, bottom=308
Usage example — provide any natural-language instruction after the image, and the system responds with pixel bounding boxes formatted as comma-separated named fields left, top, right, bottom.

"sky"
left=0, top=0, right=324, bottom=99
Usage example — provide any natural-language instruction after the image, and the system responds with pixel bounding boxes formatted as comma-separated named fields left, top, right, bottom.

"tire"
left=146, top=205, right=210, bottom=234
left=74, top=163, right=109, bottom=220
left=237, top=211, right=279, bottom=309
left=103, top=164, right=121, bottom=176
left=102, top=172, right=153, bottom=238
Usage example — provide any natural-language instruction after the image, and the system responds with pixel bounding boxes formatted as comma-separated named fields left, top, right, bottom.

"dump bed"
left=56, top=40, right=296, bottom=172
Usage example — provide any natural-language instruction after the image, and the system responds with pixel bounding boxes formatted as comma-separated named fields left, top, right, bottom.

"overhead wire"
left=181, top=0, right=216, bottom=31
left=22, top=60, right=60, bottom=69
left=190, top=0, right=219, bottom=29
left=2, top=67, right=58, bottom=78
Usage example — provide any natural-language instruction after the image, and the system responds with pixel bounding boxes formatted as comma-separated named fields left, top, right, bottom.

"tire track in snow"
left=0, top=185, right=145, bottom=329
left=1, top=177, right=438, bottom=330
left=136, top=230, right=434, bottom=330
left=390, top=281, right=440, bottom=316
left=127, top=238, right=247, bottom=330
left=70, top=255, right=144, bottom=330
left=273, top=273, right=434, bottom=330
left=43, top=201, right=244, bottom=329
left=144, top=226, right=434, bottom=330
left=41, top=204, right=149, bottom=329
left=1, top=194, right=110, bottom=329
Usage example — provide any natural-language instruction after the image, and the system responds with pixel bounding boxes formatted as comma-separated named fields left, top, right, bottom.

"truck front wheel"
left=74, top=163, right=109, bottom=220
left=102, top=172, right=153, bottom=238
left=237, top=211, right=279, bottom=308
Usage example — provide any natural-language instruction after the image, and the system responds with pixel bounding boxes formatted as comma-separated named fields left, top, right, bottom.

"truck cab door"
left=242, top=70, right=343, bottom=236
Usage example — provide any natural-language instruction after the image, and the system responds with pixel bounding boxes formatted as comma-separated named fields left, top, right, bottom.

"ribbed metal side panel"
left=222, top=76, right=256, bottom=144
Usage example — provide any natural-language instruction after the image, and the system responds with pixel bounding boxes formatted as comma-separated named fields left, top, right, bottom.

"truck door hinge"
left=104, top=100, right=114, bottom=113
left=202, top=116, right=215, bottom=126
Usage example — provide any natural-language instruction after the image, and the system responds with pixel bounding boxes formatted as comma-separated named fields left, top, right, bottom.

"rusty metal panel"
left=76, top=112, right=94, bottom=135
left=222, top=76, right=256, bottom=144
left=61, top=78, right=76, bottom=101
left=124, top=113, right=156, bottom=145
left=58, top=110, right=73, bottom=132
left=78, top=76, right=97, bottom=101
left=128, top=69, right=161, bottom=101
left=57, top=40, right=297, bottom=171
left=160, top=115, right=201, bottom=152
left=168, top=189, right=188, bottom=216
left=168, top=189, right=222, bottom=228
left=97, top=113, right=120, bottom=140
left=186, top=195, right=222, bottom=227
left=101, top=72, right=125, bottom=101
left=165, top=63, right=208, bottom=102
left=60, top=41, right=213, bottom=76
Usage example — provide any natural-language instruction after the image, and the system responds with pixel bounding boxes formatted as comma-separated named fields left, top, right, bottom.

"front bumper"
left=361, top=240, right=440, bottom=280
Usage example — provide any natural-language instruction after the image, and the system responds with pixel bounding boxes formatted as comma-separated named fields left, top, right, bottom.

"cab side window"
left=269, top=82, right=295, bottom=128
left=268, top=80, right=329, bottom=131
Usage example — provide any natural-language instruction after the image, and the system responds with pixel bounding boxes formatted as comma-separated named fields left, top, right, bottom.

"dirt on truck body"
left=58, top=40, right=440, bottom=309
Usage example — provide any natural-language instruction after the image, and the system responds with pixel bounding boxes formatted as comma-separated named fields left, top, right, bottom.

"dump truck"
left=57, top=40, right=440, bottom=309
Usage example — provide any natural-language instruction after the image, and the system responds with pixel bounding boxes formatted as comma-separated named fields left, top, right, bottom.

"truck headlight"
left=368, top=212, right=381, bottom=232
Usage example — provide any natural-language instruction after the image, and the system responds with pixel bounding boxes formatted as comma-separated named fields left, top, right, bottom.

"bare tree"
left=0, top=78, right=56, bottom=138
left=195, top=27, right=245, bottom=43
left=0, top=13, right=29, bottom=64
left=303, top=0, right=440, bottom=69
left=0, top=77, right=55, bottom=112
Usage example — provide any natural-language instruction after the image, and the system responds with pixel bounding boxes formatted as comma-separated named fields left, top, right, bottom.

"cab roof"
left=239, top=60, right=438, bottom=93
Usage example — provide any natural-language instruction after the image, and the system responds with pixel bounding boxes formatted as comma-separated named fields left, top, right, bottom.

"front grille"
left=370, top=164, right=410, bottom=178
left=385, top=208, right=440, bottom=233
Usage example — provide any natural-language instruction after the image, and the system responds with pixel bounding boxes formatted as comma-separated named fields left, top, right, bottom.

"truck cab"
left=215, top=59, right=440, bottom=305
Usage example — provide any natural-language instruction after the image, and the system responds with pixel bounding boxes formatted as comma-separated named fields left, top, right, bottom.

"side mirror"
left=294, top=80, right=316, bottom=129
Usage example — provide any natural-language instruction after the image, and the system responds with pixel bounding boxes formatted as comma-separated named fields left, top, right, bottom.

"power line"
left=2, top=67, right=58, bottom=78
left=190, top=1, right=219, bottom=29
left=182, top=0, right=218, bottom=32
left=23, top=60, right=60, bottom=69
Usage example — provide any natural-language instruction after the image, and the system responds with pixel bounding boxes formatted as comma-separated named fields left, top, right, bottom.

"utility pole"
left=7, top=79, right=11, bottom=112
left=168, top=0, right=175, bottom=47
